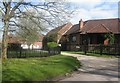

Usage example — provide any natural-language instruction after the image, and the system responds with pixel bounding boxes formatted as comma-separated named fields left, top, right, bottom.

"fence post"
left=19, top=47, right=22, bottom=58
left=59, top=46, right=61, bottom=54
left=84, top=45, right=87, bottom=55
left=114, top=44, right=116, bottom=55
left=48, top=47, right=51, bottom=56
left=119, top=45, right=120, bottom=55
left=100, top=44, right=103, bottom=55
left=53, top=47, right=56, bottom=55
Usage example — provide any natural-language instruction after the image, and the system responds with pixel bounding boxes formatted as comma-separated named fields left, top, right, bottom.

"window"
left=72, top=36, right=76, bottom=42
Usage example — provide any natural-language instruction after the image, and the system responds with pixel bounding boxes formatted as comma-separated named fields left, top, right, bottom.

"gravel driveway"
left=60, top=52, right=119, bottom=81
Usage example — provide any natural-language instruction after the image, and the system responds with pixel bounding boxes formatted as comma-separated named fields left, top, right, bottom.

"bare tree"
left=0, top=0, right=72, bottom=60
left=16, top=13, right=44, bottom=49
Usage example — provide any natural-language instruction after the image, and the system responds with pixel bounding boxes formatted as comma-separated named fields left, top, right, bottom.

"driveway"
left=60, top=52, right=119, bottom=81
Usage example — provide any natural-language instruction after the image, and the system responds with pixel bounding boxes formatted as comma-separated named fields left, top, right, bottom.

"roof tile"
left=81, top=18, right=119, bottom=34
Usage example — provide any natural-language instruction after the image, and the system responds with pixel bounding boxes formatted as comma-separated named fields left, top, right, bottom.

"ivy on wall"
left=104, top=32, right=115, bottom=45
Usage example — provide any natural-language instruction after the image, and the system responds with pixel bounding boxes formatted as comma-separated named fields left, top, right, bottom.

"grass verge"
left=63, top=51, right=120, bottom=58
left=2, top=54, right=80, bottom=82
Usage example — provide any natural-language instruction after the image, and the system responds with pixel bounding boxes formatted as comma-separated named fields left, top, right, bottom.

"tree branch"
left=9, top=0, right=24, bottom=18
left=9, top=20, right=32, bottom=34
left=0, top=3, right=5, bottom=16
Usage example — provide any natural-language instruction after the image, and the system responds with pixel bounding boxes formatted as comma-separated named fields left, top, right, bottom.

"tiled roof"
left=46, top=22, right=73, bottom=43
left=64, top=20, right=88, bottom=35
left=8, top=34, right=21, bottom=44
left=8, top=34, right=44, bottom=44
left=34, top=42, right=42, bottom=46
left=64, top=24, right=79, bottom=35
left=80, top=18, right=120, bottom=34
left=47, top=18, right=120, bottom=38
left=39, top=35, right=44, bottom=42
left=58, top=22, right=73, bottom=35
left=87, top=24, right=112, bottom=33
left=57, top=23, right=73, bottom=42
left=46, top=24, right=66, bottom=36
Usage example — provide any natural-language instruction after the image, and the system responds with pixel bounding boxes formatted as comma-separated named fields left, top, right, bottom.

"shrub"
left=47, top=42, right=58, bottom=48
left=42, top=34, right=57, bottom=50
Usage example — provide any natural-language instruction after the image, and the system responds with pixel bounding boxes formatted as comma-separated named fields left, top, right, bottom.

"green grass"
left=2, top=55, right=80, bottom=81
left=63, top=51, right=120, bottom=58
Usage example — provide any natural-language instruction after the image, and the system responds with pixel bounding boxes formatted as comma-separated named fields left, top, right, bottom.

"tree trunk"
left=1, top=20, right=9, bottom=60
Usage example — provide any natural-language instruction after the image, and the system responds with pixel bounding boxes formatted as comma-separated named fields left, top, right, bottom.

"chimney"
left=79, top=19, right=83, bottom=29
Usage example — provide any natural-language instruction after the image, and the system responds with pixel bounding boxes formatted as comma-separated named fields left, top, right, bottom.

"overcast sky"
left=69, top=0, right=119, bottom=24
left=0, top=0, right=119, bottom=40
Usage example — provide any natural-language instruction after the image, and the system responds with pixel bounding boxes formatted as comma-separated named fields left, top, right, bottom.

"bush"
left=47, top=42, right=58, bottom=48
left=42, top=36, right=56, bottom=50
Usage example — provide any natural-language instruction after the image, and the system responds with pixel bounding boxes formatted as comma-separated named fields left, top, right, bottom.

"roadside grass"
left=2, top=54, right=80, bottom=82
left=63, top=51, right=120, bottom=58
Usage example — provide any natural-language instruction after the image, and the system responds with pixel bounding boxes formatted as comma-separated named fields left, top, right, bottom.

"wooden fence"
left=7, top=47, right=61, bottom=58
left=66, top=44, right=120, bottom=55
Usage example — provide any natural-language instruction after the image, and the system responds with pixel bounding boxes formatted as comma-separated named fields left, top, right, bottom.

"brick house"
left=59, top=23, right=80, bottom=50
left=42, top=22, right=73, bottom=50
left=8, top=34, right=44, bottom=50
left=62, top=18, right=120, bottom=51
left=21, top=35, right=44, bottom=49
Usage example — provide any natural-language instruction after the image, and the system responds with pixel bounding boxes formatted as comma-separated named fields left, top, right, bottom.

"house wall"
left=21, top=42, right=42, bottom=49
left=115, top=34, right=120, bottom=44
left=62, top=33, right=120, bottom=51
left=69, top=33, right=80, bottom=44
left=79, top=34, right=89, bottom=45
left=87, top=33, right=120, bottom=45
left=76, top=34, right=80, bottom=44
left=59, top=35, right=68, bottom=51
left=62, top=33, right=80, bottom=51
left=87, top=33, right=106, bottom=45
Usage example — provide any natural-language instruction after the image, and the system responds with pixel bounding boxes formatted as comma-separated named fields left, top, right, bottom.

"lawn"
left=63, top=51, right=120, bottom=58
left=2, top=55, right=80, bottom=82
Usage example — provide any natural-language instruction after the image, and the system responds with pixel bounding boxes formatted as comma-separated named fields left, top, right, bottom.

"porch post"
left=84, top=32, right=88, bottom=55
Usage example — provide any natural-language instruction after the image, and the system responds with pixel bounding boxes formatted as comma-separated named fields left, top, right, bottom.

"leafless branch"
left=9, top=0, right=24, bottom=18
left=9, top=20, right=33, bottom=34
left=0, top=4, right=5, bottom=16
